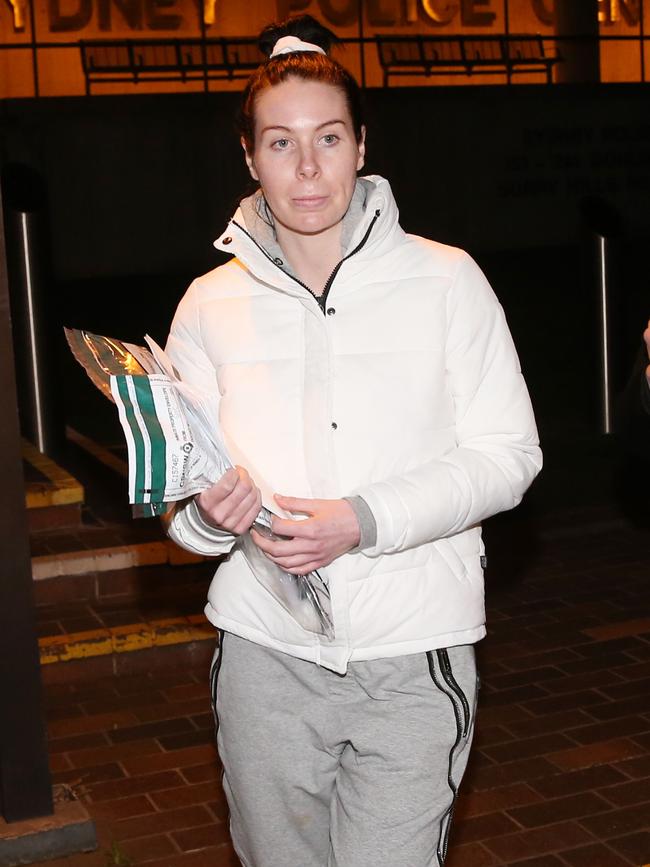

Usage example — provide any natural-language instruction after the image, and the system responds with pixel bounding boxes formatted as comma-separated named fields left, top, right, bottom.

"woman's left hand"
left=250, top=495, right=360, bottom=574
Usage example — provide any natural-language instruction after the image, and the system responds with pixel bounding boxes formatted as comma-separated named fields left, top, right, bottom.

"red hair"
left=238, top=15, right=364, bottom=153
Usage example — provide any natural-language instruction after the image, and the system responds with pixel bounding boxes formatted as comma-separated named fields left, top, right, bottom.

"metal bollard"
left=2, top=164, right=60, bottom=455
left=596, top=233, right=612, bottom=433
left=580, top=196, right=622, bottom=435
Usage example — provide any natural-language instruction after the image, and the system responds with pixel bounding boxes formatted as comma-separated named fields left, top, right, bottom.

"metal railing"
left=1, top=31, right=650, bottom=98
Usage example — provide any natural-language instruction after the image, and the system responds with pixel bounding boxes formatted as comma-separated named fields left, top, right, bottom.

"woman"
left=165, top=15, right=542, bottom=867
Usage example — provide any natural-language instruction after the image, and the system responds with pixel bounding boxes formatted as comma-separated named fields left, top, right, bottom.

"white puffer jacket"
left=166, top=175, right=542, bottom=674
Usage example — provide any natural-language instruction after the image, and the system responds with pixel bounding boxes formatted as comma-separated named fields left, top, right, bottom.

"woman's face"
left=243, top=78, right=365, bottom=240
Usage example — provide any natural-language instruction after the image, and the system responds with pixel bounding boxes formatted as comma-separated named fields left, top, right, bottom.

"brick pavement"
left=40, top=520, right=650, bottom=867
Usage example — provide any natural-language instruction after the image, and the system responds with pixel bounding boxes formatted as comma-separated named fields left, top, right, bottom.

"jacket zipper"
left=231, top=218, right=312, bottom=294
left=231, top=208, right=381, bottom=314
left=318, top=209, right=381, bottom=312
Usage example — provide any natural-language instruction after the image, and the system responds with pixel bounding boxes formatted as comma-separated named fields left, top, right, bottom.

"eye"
left=272, top=138, right=290, bottom=150
left=321, top=133, right=339, bottom=145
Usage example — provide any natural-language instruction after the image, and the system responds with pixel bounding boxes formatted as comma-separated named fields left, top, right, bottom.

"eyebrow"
left=259, top=119, right=346, bottom=136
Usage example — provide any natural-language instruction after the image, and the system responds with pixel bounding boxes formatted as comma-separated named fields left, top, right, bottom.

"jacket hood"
left=213, top=175, right=405, bottom=295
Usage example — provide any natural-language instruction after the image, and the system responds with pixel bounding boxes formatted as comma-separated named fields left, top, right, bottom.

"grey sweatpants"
left=211, top=633, right=478, bottom=867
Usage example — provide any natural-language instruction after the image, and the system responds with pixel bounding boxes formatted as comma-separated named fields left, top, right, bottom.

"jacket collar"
left=213, top=175, right=403, bottom=296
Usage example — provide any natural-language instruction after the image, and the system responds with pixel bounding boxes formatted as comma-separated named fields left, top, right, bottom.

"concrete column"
left=554, top=0, right=600, bottom=83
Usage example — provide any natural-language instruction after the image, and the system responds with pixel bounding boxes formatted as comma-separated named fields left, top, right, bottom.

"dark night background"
left=1, top=82, right=649, bottom=530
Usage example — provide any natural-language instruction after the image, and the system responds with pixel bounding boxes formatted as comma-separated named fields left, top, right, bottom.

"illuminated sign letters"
left=98, top=0, right=142, bottom=30
left=14, top=0, right=646, bottom=39
left=531, top=0, right=553, bottom=26
left=316, top=0, right=356, bottom=26
left=144, top=0, right=182, bottom=30
left=4, top=0, right=27, bottom=28
left=49, top=0, right=181, bottom=31
left=49, top=0, right=92, bottom=32
left=277, top=0, right=498, bottom=27
left=421, top=0, right=457, bottom=25
left=599, top=0, right=640, bottom=25
left=245, top=0, right=637, bottom=32
left=203, top=0, right=216, bottom=25
left=460, top=0, right=496, bottom=26
left=275, top=0, right=310, bottom=20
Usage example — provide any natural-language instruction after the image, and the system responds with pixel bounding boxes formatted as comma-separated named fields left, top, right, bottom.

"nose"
left=296, top=144, right=320, bottom=180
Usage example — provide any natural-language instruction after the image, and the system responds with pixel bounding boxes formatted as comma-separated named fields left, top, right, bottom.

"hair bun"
left=259, top=14, right=339, bottom=59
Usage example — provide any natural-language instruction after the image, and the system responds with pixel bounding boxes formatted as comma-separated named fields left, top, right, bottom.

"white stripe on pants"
left=211, top=633, right=478, bottom=867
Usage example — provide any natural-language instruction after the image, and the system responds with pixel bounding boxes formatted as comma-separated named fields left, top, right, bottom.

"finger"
left=217, top=466, right=254, bottom=498
left=255, top=546, right=323, bottom=573
left=270, top=515, right=320, bottom=541
left=205, top=485, right=251, bottom=527
left=198, top=469, right=241, bottom=511
left=273, top=494, right=317, bottom=516
left=250, top=528, right=278, bottom=554
left=250, top=529, right=314, bottom=558
left=200, top=472, right=258, bottom=530
left=217, top=467, right=240, bottom=495
left=274, top=558, right=326, bottom=575
left=252, top=534, right=324, bottom=569
left=233, top=507, right=262, bottom=536
left=269, top=552, right=325, bottom=573
left=227, top=486, right=262, bottom=534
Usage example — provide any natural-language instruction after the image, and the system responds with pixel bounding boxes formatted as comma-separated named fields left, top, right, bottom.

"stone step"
left=27, top=428, right=219, bottom=682
left=32, top=539, right=208, bottom=607
left=23, top=439, right=85, bottom=532
left=39, top=614, right=215, bottom=685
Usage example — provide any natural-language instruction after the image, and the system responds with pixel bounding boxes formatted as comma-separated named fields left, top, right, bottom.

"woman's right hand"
left=196, top=466, right=262, bottom=535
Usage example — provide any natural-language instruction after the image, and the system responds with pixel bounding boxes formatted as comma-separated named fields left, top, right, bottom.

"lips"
left=292, top=196, right=329, bottom=209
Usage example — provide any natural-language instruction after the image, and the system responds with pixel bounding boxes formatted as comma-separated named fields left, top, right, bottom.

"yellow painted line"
left=22, top=439, right=84, bottom=508
left=151, top=617, right=214, bottom=646
left=111, top=623, right=155, bottom=654
left=39, top=629, right=113, bottom=664
left=39, top=616, right=214, bottom=665
left=66, top=425, right=129, bottom=477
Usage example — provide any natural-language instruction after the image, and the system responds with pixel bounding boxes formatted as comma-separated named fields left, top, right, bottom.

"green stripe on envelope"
left=115, top=376, right=146, bottom=504
left=132, top=376, right=167, bottom=501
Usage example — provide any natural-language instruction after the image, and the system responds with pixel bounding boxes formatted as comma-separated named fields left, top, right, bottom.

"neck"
left=275, top=222, right=343, bottom=296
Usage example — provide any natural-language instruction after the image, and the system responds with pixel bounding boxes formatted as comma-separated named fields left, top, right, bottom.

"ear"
left=356, top=125, right=366, bottom=172
left=241, top=137, right=259, bottom=182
